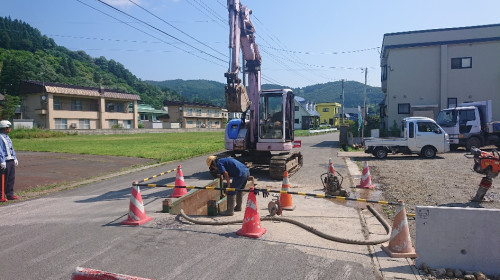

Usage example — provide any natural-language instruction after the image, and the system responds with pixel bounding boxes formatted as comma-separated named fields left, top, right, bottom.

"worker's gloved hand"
left=14, top=159, right=18, bottom=166
left=262, top=189, right=269, bottom=198
left=0, top=162, right=6, bottom=170
left=253, top=188, right=269, bottom=198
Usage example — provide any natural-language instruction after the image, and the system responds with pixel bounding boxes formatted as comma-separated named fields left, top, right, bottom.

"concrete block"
left=415, top=206, right=500, bottom=275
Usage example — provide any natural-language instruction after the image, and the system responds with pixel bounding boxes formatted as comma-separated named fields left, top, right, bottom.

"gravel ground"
left=350, top=148, right=500, bottom=245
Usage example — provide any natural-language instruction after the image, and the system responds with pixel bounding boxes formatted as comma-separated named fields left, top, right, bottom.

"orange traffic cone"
left=280, top=171, right=295, bottom=210
left=169, top=165, right=188, bottom=198
left=381, top=201, right=417, bottom=258
left=356, top=161, right=376, bottom=189
left=328, top=158, right=335, bottom=176
left=236, top=187, right=266, bottom=238
left=121, top=184, right=153, bottom=226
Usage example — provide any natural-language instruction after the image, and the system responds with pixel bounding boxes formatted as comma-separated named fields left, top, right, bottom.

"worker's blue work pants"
left=228, top=170, right=249, bottom=195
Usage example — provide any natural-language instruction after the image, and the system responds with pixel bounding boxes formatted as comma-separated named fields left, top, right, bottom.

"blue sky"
left=1, top=0, right=499, bottom=88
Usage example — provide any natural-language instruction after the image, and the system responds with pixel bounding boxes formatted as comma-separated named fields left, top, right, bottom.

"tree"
left=1, top=94, right=20, bottom=120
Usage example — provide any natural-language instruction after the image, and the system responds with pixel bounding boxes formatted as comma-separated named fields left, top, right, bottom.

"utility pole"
left=362, top=68, right=367, bottom=139
left=341, top=79, right=345, bottom=125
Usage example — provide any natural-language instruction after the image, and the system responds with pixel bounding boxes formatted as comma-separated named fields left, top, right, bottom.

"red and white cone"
left=381, top=201, right=417, bottom=258
left=72, top=267, right=154, bottom=280
left=169, top=165, right=188, bottom=198
left=121, top=184, right=153, bottom=226
left=356, top=161, right=376, bottom=189
left=328, top=158, right=335, bottom=176
left=237, top=187, right=266, bottom=238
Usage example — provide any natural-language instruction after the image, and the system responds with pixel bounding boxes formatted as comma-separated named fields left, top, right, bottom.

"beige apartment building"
left=19, top=80, right=140, bottom=129
left=164, top=100, right=227, bottom=129
left=380, top=23, right=500, bottom=131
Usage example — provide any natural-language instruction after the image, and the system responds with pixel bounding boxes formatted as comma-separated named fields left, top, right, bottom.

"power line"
left=127, top=0, right=227, bottom=58
left=185, top=0, right=226, bottom=28
left=92, top=0, right=227, bottom=64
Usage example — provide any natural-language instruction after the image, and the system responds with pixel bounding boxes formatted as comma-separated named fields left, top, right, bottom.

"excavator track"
left=269, top=151, right=303, bottom=180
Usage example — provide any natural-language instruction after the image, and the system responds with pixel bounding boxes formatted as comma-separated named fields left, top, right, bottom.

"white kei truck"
left=364, top=117, right=450, bottom=159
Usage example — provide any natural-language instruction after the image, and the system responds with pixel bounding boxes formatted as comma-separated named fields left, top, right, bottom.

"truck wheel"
left=420, top=146, right=436, bottom=159
left=466, top=137, right=481, bottom=152
left=373, top=148, right=388, bottom=159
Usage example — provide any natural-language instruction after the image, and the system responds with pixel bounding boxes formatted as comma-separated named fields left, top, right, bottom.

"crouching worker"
left=206, top=156, right=249, bottom=216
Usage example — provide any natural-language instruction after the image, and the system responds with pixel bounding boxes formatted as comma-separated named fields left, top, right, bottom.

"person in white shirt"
left=0, top=120, right=19, bottom=200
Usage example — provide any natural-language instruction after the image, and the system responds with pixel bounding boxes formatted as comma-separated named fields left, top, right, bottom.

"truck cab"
left=436, top=100, right=500, bottom=150
left=364, top=117, right=449, bottom=159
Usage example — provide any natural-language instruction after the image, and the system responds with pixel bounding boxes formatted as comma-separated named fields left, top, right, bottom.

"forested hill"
left=148, top=79, right=384, bottom=109
left=0, top=16, right=384, bottom=110
left=0, top=16, right=182, bottom=109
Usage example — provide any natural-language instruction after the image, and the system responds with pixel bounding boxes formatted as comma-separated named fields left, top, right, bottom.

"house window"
left=55, top=118, right=67, bottom=129
left=448, top=98, right=457, bottom=108
left=196, top=109, right=202, bottom=116
left=109, top=119, right=119, bottom=128
left=295, top=105, right=299, bottom=111
left=187, top=120, right=193, bottom=125
left=322, top=108, right=329, bottom=112
left=398, top=103, right=410, bottom=114
left=295, top=118, right=300, bottom=124
left=123, top=120, right=132, bottom=129
left=79, top=119, right=90, bottom=129
left=451, top=57, right=472, bottom=69
left=71, top=99, right=82, bottom=111
left=53, top=98, right=61, bottom=110
left=186, top=108, right=193, bottom=116
left=381, top=65, right=388, bottom=81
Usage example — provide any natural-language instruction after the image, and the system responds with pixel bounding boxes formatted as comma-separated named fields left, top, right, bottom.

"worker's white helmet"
left=0, top=120, right=12, bottom=128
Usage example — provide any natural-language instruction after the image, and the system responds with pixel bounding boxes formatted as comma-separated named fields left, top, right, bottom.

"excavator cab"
left=258, top=89, right=294, bottom=145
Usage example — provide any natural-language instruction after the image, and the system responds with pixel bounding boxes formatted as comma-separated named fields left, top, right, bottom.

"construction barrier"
left=121, top=185, right=153, bottom=226
left=381, top=200, right=417, bottom=258
left=132, top=182, right=402, bottom=206
left=356, top=161, right=376, bottom=189
left=72, top=267, right=154, bottom=280
left=168, top=165, right=188, bottom=198
left=138, top=168, right=177, bottom=183
left=236, top=186, right=266, bottom=238
left=280, top=171, right=295, bottom=210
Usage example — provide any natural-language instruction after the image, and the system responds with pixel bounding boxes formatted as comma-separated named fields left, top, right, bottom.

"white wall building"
left=380, top=23, right=500, bottom=131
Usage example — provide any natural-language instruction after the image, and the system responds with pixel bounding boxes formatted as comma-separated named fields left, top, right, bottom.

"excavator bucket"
left=225, top=83, right=251, bottom=113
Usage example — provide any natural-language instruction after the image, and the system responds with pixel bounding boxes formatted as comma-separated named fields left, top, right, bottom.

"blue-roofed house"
left=294, top=96, right=320, bottom=130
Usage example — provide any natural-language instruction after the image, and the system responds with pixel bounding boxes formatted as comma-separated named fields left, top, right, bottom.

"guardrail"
left=308, top=128, right=338, bottom=135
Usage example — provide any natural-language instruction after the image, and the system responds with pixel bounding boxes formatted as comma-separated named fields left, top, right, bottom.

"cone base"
left=281, top=205, right=296, bottom=211
left=0, top=198, right=8, bottom=202
left=356, top=184, right=376, bottom=189
left=120, top=216, right=153, bottom=226
left=381, top=244, right=418, bottom=258
left=236, top=227, right=266, bottom=238
left=168, top=191, right=188, bottom=198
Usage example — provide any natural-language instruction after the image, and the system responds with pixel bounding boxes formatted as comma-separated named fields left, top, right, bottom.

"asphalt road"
left=0, top=133, right=416, bottom=280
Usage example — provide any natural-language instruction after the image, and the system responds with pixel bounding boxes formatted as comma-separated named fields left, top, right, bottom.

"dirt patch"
left=349, top=148, right=500, bottom=245
left=14, top=151, right=156, bottom=192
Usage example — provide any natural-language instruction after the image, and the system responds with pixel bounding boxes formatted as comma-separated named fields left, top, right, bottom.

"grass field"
left=12, top=131, right=225, bottom=162
left=11, top=128, right=336, bottom=161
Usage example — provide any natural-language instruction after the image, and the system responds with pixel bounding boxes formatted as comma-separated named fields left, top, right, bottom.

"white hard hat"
left=0, top=120, right=11, bottom=128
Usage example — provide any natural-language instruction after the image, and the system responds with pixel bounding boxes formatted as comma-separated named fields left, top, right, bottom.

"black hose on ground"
left=179, top=205, right=391, bottom=245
